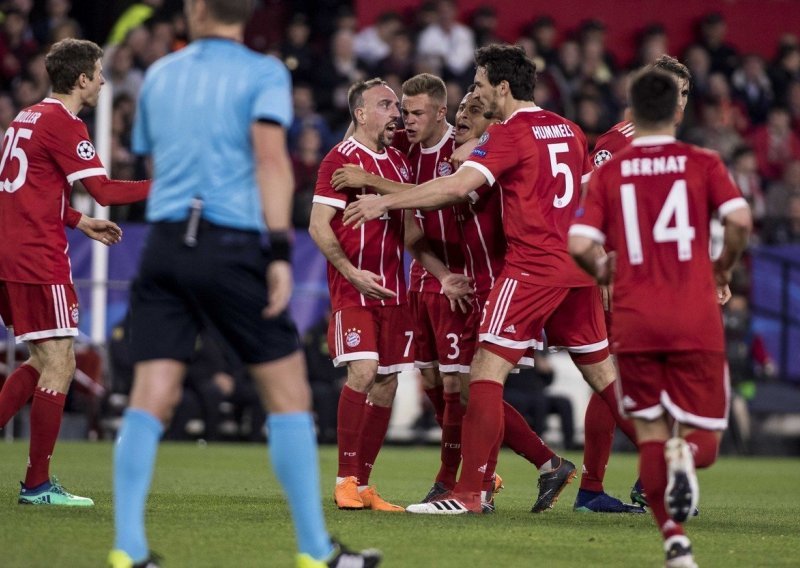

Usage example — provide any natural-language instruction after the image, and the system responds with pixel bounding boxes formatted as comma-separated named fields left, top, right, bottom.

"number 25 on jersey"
left=0, top=126, right=32, bottom=193
left=620, top=179, right=696, bottom=264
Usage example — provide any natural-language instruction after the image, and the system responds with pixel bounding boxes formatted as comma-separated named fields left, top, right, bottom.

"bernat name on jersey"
left=621, top=155, right=687, bottom=177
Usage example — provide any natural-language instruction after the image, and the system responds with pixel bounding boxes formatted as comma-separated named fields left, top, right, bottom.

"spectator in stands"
left=372, top=29, right=415, bottom=83
left=0, top=91, right=15, bottom=130
left=527, top=15, right=558, bottom=69
left=470, top=5, right=500, bottom=48
left=705, top=72, right=751, bottom=134
left=697, top=12, right=739, bottom=77
left=123, top=25, right=151, bottom=71
left=786, top=80, right=800, bottom=131
left=729, top=145, right=767, bottom=225
left=765, top=159, right=800, bottom=218
left=303, top=309, right=346, bottom=444
left=504, top=353, right=577, bottom=450
left=0, top=8, right=38, bottom=88
left=353, top=10, right=403, bottom=67
left=578, top=19, right=616, bottom=73
left=416, top=0, right=475, bottom=86
left=279, top=13, right=314, bottom=85
left=316, top=29, right=368, bottom=131
left=748, top=106, right=800, bottom=181
left=769, top=44, right=800, bottom=105
left=732, top=54, right=774, bottom=125
left=549, top=38, right=582, bottom=118
left=287, top=83, right=333, bottom=154
left=725, top=293, right=777, bottom=392
left=25, top=50, right=50, bottom=99
left=49, top=17, right=80, bottom=42
left=631, top=24, right=668, bottom=69
left=291, top=125, right=323, bottom=229
left=105, top=43, right=144, bottom=101
left=687, top=100, right=744, bottom=163
left=575, top=95, right=610, bottom=148
left=31, top=0, right=75, bottom=45
left=683, top=44, right=712, bottom=99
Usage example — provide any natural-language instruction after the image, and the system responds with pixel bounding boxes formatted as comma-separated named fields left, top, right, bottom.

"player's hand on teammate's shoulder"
left=76, top=214, right=123, bottom=246
left=262, top=260, right=293, bottom=318
left=343, top=194, right=387, bottom=228
left=345, top=268, right=397, bottom=300
left=441, top=272, right=474, bottom=313
left=449, top=138, right=479, bottom=171
left=332, top=164, right=370, bottom=191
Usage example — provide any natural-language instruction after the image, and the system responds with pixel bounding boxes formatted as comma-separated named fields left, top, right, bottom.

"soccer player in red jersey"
left=569, top=69, right=752, bottom=567
left=0, top=38, right=149, bottom=506
left=331, top=74, right=472, bottom=500
left=311, top=78, right=470, bottom=512
left=345, top=45, right=622, bottom=515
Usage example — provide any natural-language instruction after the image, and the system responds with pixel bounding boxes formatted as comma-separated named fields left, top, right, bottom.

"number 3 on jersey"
left=621, top=179, right=696, bottom=264
left=0, top=126, right=32, bottom=193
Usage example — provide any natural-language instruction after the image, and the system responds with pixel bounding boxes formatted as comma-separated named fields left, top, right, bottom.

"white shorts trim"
left=378, top=363, right=414, bottom=375
left=17, top=328, right=78, bottom=343
left=516, top=356, right=536, bottom=369
left=479, top=333, right=542, bottom=350
left=568, top=224, right=606, bottom=245
left=414, top=360, right=437, bottom=369
left=332, top=351, right=379, bottom=368
left=624, top=404, right=665, bottom=421
left=555, top=339, right=609, bottom=353
left=661, top=391, right=729, bottom=431
left=438, top=363, right=464, bottom=373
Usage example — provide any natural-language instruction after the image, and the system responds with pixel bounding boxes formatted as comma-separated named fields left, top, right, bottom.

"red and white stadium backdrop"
left=355, top=0, right=800, bottom=65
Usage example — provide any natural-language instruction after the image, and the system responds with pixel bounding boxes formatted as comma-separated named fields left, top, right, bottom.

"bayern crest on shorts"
left=345, top=328, right=361, bottom=348
left=437, top=161, right=453, bottom=177
left=70, top=304, right=79, bottom=324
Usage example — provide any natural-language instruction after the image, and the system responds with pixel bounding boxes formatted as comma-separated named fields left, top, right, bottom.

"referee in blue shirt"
left=109, top=2, right=381, bottom=567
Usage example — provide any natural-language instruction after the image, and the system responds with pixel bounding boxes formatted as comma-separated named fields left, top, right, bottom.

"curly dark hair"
left=45, top=38, right=103, bottom=95
left=474, top=44, right=537, bottom=101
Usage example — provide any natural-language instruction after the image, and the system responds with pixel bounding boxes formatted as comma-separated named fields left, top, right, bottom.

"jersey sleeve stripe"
left=312, top=195, right=347, bottom=210
left=718, top=197, right=748, bottom=218
left=569, top=224, right=606, bottom=244
left=461, top=161, right=495, bottom=186
left=467, top=190, right=479, bottom=204
left=66, top=167, right=107, bottom=184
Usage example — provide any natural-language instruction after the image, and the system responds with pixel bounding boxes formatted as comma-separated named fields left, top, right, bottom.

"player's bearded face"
left=363, top=86, right=400, bottom=150
left=473, top=66, right=500, bottom=120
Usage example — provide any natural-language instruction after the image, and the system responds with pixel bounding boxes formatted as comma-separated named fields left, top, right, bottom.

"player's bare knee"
left=575, top=351, right=615, bottom=392
left=441, top=372, right=461, bottom=393
left=368, top=373, right=397, bottom=406
left=346, top=360, right=378, bottom=392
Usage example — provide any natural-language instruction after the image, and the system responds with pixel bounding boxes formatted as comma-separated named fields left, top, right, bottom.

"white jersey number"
left=620, top=179, right=696, bottom=265
left=548, top=142, right=575, bottom=209
left=0, top=127, right=33, bottom=193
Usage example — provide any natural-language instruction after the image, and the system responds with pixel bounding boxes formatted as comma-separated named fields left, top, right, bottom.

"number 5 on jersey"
left=621, top=179, right=696, bottom=264
left=0, top=126, right=33, bottom=193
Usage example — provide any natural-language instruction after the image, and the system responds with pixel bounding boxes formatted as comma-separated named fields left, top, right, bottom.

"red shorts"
left=410, top=291, right=475, bottom=373
left=478, top=276, right=607, bottom=365
left=328, top=305, right=414, bottom=375
left=0, top=281, right=79, bottom=342
left=616, top=351, right=729, bottom=430
left=463, top=291, right=535, bottom=372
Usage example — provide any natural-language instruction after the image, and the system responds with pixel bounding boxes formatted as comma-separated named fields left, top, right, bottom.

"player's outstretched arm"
left=81, top=175, right=150, bottom=206
left=331, top=164, right=412, bottom=194
left=309, top=202, right=396, bottom=300
left=343, top=166, right=485, bottom=228
left=74, top=214, right=123, bottom=246
left=403, top=215, right=473, bottom=312
left=253, top=121, right=295, bottom=318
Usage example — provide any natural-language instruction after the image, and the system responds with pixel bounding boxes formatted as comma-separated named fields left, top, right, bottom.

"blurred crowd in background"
left=0, top=0, right=791, bottom=446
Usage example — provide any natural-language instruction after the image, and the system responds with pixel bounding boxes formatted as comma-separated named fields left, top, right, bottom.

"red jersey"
left=462, top=106, right=594, bottom=287
left=456, top=182, right=506, bottom=300
left=570, top=136, right=748, bottom=353
left=592, top=120, right=634, bottom=168
left=0, top=99, right=117, bottom=284
left=314, top=136, right=412, bottom=310
left=393, top=127, right=466, bottom=293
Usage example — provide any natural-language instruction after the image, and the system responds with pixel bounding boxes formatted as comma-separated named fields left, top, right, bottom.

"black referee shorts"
left=128, top=221, right=299, bottom=365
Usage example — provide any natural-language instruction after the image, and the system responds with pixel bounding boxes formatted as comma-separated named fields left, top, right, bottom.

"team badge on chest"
left=437, top=161, right=453, bottom=177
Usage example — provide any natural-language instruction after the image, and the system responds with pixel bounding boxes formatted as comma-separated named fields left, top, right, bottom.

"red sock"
left=454, top=380, right=504, bottom=495
left=337, top=385, right=366, bottom=479
left=639, top=440, right=683, bottom=540
left=0, top=364, right=40, bottom=428
left=357, top=402, right=392, bottom=486
left=580, top=391, right=615, bottom=492
left=482, top=427, right=504, bottom=494
left=599, top=381, right=637, bottom=444
left=424, top=385, right=445, bottom=427
left=502, top=400, right=554, bottom=468
left=686, top=430, right=719, bottom=468
left=25, top=388, right=67, bottom=488
left=435, top=392, right=465, bottom=489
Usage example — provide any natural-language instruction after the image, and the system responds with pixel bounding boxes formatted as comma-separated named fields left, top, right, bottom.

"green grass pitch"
left=0, top=442, right=798, bottom=567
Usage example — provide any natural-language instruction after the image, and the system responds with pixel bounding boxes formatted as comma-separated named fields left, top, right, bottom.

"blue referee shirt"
left=132, top=38, right=292, bottom=232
